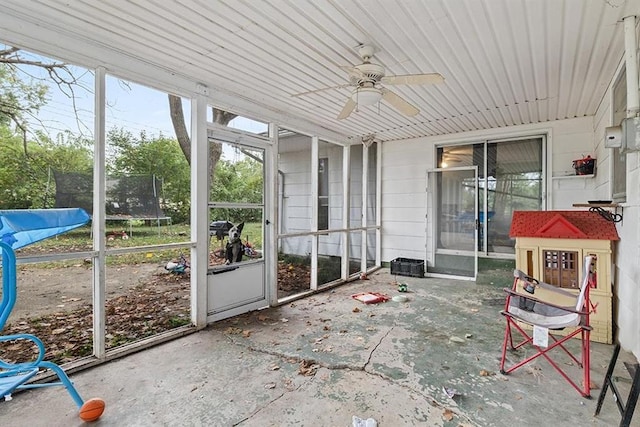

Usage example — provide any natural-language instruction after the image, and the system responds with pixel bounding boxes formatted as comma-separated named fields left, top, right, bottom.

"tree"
left=107, top=127, right=191, bottom=223
left=168, top=94, right=236, bottom=187
left=0, top=126, right=92, bottom=209
left=0, top=46, right=87, bottom=150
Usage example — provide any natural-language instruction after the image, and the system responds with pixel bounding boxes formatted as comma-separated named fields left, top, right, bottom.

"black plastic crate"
left=391, top=258, right=425, bottom=278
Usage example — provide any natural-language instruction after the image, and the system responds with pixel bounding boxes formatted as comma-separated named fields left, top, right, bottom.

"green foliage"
left=0, top=127, right=92, bottom=209
left=0, top=61, right=48, bottom=128
left=210, top=156, right=263, bottom=222
left=107, top=127, right=191, bottom=223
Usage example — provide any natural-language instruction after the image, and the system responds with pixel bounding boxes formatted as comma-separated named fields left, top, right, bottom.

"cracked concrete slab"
left=0, top=270, right=635, bottom=426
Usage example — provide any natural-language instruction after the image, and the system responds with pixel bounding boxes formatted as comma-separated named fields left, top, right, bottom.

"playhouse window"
left=543, top=250, right=579, bottom=289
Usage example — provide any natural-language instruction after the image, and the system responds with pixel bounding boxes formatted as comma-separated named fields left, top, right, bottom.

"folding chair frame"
left=499, top=257, right=594, bottom=398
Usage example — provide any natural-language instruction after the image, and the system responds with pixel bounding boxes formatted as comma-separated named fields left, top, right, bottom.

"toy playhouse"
left=509, top=211, right=619, bottom=344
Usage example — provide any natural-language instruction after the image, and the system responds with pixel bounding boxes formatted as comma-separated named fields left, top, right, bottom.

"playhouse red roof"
left=509, top=211, right=619, bottom=240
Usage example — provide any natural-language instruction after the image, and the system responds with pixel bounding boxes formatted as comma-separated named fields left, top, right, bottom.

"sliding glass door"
left=437, top=137, right=543, bottom=256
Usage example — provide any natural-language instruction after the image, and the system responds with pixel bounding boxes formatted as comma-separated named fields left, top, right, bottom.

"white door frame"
left=205, top=124, right=273, bottom=322
left=425, top=166, right=478, bottom=281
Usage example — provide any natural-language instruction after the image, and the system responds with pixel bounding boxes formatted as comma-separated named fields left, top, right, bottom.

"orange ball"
left=79, top=398, right=105, bottom=422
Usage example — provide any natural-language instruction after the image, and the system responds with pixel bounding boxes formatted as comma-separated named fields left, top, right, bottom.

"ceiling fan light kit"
left=352, top=87, right=382, bottom=105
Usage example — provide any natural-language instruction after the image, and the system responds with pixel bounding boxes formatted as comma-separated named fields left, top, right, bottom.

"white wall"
left=381, top=116, right=596, bottom=263
left=278, top=141, right=376, bottom=260
left=593, top=78, right=640, bottom=359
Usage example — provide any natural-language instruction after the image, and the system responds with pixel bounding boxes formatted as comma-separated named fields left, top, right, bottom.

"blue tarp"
left=0, top=208, right=90, bottom=250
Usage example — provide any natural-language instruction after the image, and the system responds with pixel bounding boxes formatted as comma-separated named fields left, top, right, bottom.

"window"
left=437, top=137, right=543, bottom=255
left=318, top=157, right=329, bottom=230
left=543, top=250, right=578, bottom=289
left=612, top=69, right=627, bottom=202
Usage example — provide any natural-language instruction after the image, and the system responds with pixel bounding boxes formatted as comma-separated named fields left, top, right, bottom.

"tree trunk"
left=167, top=94, right=237, bottom=187
left=168, top=94, right=191, bottom=164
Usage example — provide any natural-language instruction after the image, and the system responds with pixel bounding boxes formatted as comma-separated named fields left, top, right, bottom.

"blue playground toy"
left=0, top=208, right=105, bottom=421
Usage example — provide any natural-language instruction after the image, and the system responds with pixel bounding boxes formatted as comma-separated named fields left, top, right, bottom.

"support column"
left=92, top=66, right=106, bottom=359
left=191, top=94, right=209, bottom=328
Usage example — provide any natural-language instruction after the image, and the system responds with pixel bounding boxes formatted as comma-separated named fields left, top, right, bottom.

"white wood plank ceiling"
left=1, top=0, right=639, bottom=143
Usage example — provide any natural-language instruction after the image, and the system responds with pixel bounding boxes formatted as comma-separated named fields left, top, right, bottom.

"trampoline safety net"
left=53, top=171, right=169, bottom=221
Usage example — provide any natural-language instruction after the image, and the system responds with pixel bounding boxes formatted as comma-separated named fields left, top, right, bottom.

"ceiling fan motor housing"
left=352, top=62, right=385, bottom=85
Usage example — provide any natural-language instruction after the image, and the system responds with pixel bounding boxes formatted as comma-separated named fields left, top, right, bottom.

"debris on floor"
left=392, top=294, right=409, bottom=303
left=298, top=359, right=319, bottom=376
left=352, top=415, right=377, bottom=427
left=351, top=292, right=390, bottom=304
left=443, top=386, right=462, bottom=399
left=442, top=408, right=455, bottom=421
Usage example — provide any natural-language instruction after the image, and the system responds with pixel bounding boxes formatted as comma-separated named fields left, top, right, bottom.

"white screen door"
left=207, top=133, right=269, bottom=321
left=426, top=167, right=478, bottom=279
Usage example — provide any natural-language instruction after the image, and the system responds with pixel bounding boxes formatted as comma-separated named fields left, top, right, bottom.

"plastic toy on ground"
left=0, top=208, right=105, bottom=421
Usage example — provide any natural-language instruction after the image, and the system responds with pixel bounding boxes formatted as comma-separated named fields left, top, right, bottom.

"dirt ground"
left=9, top=260, right=310, bottom=322
left=1, top=259, right=310, bottom=364
left=11, top=263, right=164, bottom=321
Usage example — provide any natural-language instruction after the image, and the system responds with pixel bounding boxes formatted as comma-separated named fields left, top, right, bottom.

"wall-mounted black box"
left=390, top=258, right=425, bottom=278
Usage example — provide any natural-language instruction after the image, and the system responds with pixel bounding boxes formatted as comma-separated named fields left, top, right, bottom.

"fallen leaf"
left=242, top=330, right=252, bottom=338
left=298, top=360, right=319, bottom=376
left=442, top=408, right=454, bottom=421
left=480, top=369, right=496, bottom=376
left=352, top=307, right=361, bottom=313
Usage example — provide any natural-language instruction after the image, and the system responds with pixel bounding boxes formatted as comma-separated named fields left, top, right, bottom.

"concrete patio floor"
left=0, top=269, right=637, bottom=426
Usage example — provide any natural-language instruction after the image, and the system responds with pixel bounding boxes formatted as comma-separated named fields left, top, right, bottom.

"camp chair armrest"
left=502, top=288, right=588, bottom=315
left=0, top=333, right=46, bottom=369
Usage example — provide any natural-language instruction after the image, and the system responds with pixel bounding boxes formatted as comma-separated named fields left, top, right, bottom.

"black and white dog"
left=225, top=222, right=245, bottom=265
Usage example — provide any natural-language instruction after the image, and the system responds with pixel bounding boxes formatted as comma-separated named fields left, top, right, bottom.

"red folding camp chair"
left=499, top=255, right=595, bottom=397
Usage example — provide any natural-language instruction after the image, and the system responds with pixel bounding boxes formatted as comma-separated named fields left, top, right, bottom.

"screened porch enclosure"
left=276, top=130, right=379, bottom=300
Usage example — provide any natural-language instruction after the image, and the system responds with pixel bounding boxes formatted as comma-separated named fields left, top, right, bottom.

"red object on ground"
left=352, top=292, right=390, bottom=304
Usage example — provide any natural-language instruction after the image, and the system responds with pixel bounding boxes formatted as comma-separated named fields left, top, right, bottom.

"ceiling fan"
left=293, top=45, right=444, bottom=120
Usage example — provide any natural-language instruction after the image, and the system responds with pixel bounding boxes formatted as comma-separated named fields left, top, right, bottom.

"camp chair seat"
left=503, top=289, right=585, bottom=329
left=499, top=255, right=595, bottom=398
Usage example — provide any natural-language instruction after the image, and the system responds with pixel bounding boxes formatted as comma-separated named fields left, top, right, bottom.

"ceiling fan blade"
left=381, top=88, right=420, bottom=116
left=381, top=73, right=444, bottom=86
left=337, top=98, right=357, bottom=120
left=292, top=83, right=352, bottom=97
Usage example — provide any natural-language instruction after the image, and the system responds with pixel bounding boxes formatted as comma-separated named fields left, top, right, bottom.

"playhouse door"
left=426, top=167, right=478, bottom=279
left=206, top=133, right=270, bottom=322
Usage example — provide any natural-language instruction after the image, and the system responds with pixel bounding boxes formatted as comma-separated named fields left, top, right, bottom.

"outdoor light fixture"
left=352, top=87, right=382, bottom=106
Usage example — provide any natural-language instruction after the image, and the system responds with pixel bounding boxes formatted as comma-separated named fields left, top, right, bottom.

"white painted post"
left=376, top=141, right=382, bottom=267
left=361, top=143, right=369, bottom=274
left=92, top=66, right=106, bottom=359
left=190, top=94, right=209, bottom=328
left=342, top=145, right=351, bottom=279
left=311, top=136, right=319, bottom=290
left=267, top=123, right=279, bottom=305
